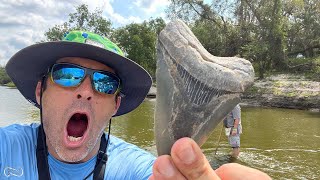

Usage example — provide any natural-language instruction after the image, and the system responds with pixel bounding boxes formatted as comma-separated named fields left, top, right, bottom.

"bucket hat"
left=5, top=31, right=152, bottom=116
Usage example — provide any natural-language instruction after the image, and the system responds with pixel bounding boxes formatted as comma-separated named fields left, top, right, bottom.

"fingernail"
left=177, top=143, right=195, bottom=164
left=158, top=159, right=175, bottom=177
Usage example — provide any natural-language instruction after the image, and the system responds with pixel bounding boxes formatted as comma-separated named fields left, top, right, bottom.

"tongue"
left=67, top=113, right=88, bottom=137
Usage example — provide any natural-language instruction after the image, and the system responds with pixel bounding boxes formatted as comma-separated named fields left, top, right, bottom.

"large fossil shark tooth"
left=155, top=20, right=255, bottom=156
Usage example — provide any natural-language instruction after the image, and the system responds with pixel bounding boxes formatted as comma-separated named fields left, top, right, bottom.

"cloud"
left=0, top=0, right=85, bottom=65
left=134, top=0, right=170, bottom=14
left=101, top=0, right=143, bottom=26
left=0, top=43, right=18, bottom=66
left=105, top=0, right=170, bottom=26
left=0, top=0, right=170, bottom=65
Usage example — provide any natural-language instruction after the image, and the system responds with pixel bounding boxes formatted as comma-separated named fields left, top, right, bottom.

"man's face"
left=36, top=57, right=121, bottom=163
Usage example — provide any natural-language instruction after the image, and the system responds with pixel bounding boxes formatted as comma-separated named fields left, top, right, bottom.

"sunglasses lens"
left=52, top=64, right=85, bottom=87
left=93, top=72, right=119, bottom=94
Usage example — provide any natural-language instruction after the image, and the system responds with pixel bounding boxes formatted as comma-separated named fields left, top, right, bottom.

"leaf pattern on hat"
left=62, top=30, right=124, bottom=56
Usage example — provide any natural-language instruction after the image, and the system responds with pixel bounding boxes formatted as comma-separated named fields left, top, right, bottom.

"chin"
left=57, top=148, right=90, bottom=163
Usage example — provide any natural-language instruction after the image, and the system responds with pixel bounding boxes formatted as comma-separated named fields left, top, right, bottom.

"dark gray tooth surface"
left=155, top=20, right=255, bottom=156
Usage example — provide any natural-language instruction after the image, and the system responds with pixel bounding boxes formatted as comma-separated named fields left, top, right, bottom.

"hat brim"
left=5, top=41, right=152, bottom=116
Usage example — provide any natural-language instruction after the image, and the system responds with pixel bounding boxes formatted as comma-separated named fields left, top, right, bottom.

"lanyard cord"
left=36, top=75, right=52, bottom=180
left=36, top=75, right=110, bottom=180
left=83, top=118, right=111, bottom=180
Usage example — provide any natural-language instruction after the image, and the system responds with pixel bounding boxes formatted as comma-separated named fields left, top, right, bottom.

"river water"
left=0, top=86, right=319, bottom=179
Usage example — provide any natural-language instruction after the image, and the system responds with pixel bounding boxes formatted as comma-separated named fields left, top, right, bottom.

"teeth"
left=68, top=136, right=82, bottom=142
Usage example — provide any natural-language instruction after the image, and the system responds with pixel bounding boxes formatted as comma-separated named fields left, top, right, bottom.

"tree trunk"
left=269, top=0, right=286, bottom=70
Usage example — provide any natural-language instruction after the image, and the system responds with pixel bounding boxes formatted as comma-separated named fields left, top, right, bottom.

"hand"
left=231, top=127, right=238, bottom=136
left=149, top=137, right=271, bottom=180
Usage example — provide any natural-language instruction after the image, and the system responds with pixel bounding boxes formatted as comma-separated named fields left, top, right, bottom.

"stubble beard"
left=43, top=101, right=107, bottom=163
left=54, top=130, right=100, bottom=163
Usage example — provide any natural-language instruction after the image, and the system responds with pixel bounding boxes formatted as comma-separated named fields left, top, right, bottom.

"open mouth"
left=66, top=113, right=88, bottom=142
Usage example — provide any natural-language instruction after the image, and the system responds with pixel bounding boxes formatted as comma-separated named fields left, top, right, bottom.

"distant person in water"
left=0, top=30, right=270, bottom=179
left=224, top=104, right=242, bottom=158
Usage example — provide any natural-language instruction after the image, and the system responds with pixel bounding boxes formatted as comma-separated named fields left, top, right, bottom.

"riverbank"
left=241, top=74, right=320, bottom=112
left=147, top=74, right=320, bottom=112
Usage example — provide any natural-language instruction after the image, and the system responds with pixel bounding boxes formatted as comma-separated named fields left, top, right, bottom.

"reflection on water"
left=112, top=99, right=157, bottom=155
left=0, top=86, right=319, bottom=179
left=114, top=100, right=320, bottom=179
left=203, top=107, right=320, bottom=179
left=0, top=86, right=39, bottom=126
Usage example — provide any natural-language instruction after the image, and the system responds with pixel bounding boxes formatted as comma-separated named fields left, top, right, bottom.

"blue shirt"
left=0, top=123, right=156, bottom=179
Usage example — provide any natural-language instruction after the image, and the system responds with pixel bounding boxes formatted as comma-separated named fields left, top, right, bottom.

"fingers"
left=151, top=155, right=187, bottom=180
left=170, top=137, right=220, bottom=180
left=151, top=137, right=272, bottom=180
left=215, top=163, right=272, bottom=180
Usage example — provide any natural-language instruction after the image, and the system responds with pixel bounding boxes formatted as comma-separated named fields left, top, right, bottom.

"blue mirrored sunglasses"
left=50, top=63, right=123, bottom=96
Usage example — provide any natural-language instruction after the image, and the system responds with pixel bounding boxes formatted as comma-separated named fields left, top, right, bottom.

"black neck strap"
left=36, top=125, right=51, bottom=180
left=36, top=125, right=108, bottom=180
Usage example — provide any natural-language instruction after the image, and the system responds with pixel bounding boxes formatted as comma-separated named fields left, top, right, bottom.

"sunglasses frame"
left=49, top=62, right=124, bottom=96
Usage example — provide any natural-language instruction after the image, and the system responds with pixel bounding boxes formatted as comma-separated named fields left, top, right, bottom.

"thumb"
left=171, top=137, right=221, bottom=180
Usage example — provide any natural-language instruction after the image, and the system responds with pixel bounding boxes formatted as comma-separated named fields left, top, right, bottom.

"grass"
left=273, top=81, right=283, bottom=87
left=287, top=56, right=320, bottom=81
left=254, top=56, right=320, bottom=81
left=286, top=92, right=297, bottom=97
left=5, top=82, right=16, bottom=88
left=245, top=86, right=268, bottom=95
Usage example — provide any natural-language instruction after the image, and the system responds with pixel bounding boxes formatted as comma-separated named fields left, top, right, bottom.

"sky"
left=0, top=0, right=173, bottom=66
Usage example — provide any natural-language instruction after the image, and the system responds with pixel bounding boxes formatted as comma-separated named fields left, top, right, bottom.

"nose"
left=76, top=76, right=93, bottom=100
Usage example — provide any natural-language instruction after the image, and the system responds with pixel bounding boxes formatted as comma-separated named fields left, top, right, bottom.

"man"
left=1, top=31, right=270, bottom=179
left=224, top=104, right=242, bottom=158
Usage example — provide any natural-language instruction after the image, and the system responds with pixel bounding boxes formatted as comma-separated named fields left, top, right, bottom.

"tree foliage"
left=45, top=4, right=113, bottom=41
left=3, top=2, right=318, bottom=85
left=41, top=2, right=319, bottom=80
left=44, top=4, right=166, bottom=79
left=0, top=66, right=11, bottom=85
left=237, top=0, right=287, bottom=77
left=166, top=0, right=320, bottom=78
left=167, top=0, right=240, bottom=57
left=285, top=0, right=320, bottom=57
left=113, top=18, right=166, bottom=79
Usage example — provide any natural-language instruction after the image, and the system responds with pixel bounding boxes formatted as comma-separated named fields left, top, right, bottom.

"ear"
left=113, top=96, right=122, bottom=116
left=35, top=81, right=42, bottom=105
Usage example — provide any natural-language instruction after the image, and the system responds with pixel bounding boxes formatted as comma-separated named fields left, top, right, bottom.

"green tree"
left=237, top=0, right=287, bottom=76
left=167, top=0, right=242, bottom=56
left=191, top=19, right=225, bottom=56
left=0, top=66, right=12, bottom=85
left=45, top=4, right=113, bottom=41
left=45, top=4, right=165, bottom=79
left=113, top=18, right=166, bottom=79
left=148, top=17, right=166, bottom=35
left=166, top=0, right=291, bottom=78
left=285, top=0, right=320, bottom=57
